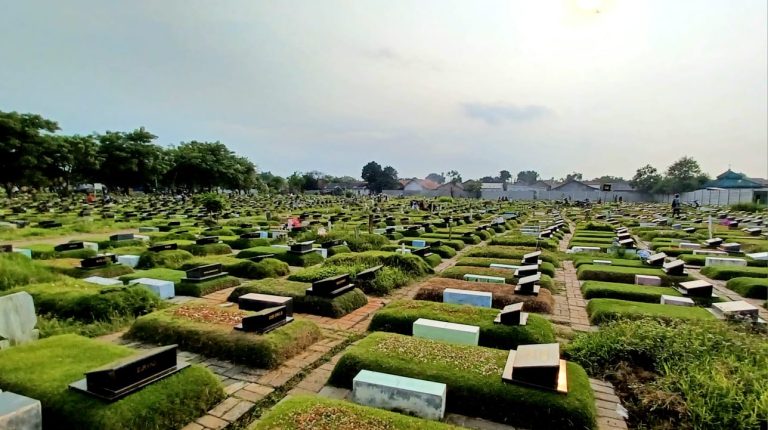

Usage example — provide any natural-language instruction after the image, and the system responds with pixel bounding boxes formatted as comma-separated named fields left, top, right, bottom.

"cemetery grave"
left=1, top=194, right=766, bottom=429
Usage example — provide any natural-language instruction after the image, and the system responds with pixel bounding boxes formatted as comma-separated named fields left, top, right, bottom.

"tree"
left=446, top=170, right=462, bottom=184
left=592, top=175, right=625, bottom=182
left=0, top=110, right=60, bottom=195
left=499, top=170, right=512, bottom=183
left=464, top=180, right=482, bottom=198
left=361, top=161, right=399, bottom=193
left=50, top=134, right=101, bottom=191
left=96, top=128, right=169, bottom=192
left=479, top=176, right=497, bottom=183
left=564, top=172, right=583, bottom=182
left=287, top=172, right=306, bottom=193
left=260, top=172, right=286, bottom=193
left=630, top=165, right=662, bottom=193
left=516, top=170, right=540, bottom=185
left=664, top=156, right=709, bottom=193
left=426, top=172, right=445, bottom=184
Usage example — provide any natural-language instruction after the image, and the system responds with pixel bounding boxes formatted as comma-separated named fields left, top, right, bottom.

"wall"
left=671, top=188, right=763, bottom=205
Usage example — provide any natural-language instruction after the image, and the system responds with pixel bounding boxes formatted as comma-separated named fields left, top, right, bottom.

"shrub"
left=700, top=265, right=768, bottom=280
left=227, top=279, right=367, bottom=318
left=586, top=298, right=716, bottom=324
left=577, top=264, right=690, bottom=286
left=127, top=302, right=322, bottom=368
left=572, top=257, right=645, bottom=268
left=490, top=236, right=557, bottom=250
left=369, top=300, right=556, bottom=349
left=455, top=257, right=556, bottom=277
left=137, top=249, right=194, bottom=269
left=413, top=277, right=554, bottom=313
left=0, top=252, right=58, bottom=290
left=326, top=245, right=351, bottom=257
left=566, top=318, right=768, bottom=429
left=329, top=332, right=596, bottom=430
left=439, top=266, right=555, bottom=291
left=197, top=192, right=228, bottom=214
left=2, top=279, right=162, bottom=322
left=421, top=252, right=442, bottom=267
left=223, top=237, right=270, bottom=250
left=253, top=395, right=460, bottom=430
left=730, top=201, right=766, bottom=212
left=41, top=259, right=134, bottom=279
left=97, top=239, right=146, bottom=250
left=325, top=251, right=433, bottom=277
left=581, top=281, right=681, bottom=303
left=725, top=277, right=768, bottom=299
left=466, top=246, right=560, bottom=267
left=175, top=275, right=240, bottom=297
left=682, top=255, right=767, bottom=267
left=0, top=334, right=225, bottom=430
left=422, top=233, right=481, bottom=244
left=179, top=243, right=233, bottom=256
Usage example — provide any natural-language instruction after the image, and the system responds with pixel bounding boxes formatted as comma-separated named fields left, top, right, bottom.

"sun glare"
left=576, top=0, right=602, bottom=12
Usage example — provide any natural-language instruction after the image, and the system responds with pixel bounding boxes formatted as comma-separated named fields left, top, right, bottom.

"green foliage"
left=586, top=298, right=716, bottom=324
left=439, top=266, right=555, bottom=291
left=119, top=268, right=186, bottom=285
left=700, top=265, right=768, bottom=280
left=35, top=314, right=137, bottom=338
left=0, top=253, right=58, bottom=290
left=127, top=304, right=322, bottom=368
left=224, top=237, right=270, bottom=250
left=137, top=249, right=194, bottom=269
left=577, top=264, right=690, bottom=286
left=288, top=263, right=411, bottom=296
left=329, top=332, right=596, bottom=430
left=253, top=395, right=461, bottom=430
left=490, top=236, right=557, bottom=250
left=455, top=257, right=556, bottom=277
left=369, top=300, right=556, bottom=349
left=176, top=276, right=241, bottom=297
left=730, top=202, right=766, bottom=213
left=228, top=279, right=368, bottom=318
left=581, top=281, right=681, bottom=303
left=2, top=280, right=162, bottom=322
left=179, top=242, right=233, bottom=256
left=465, top=246, right=560, bottom=266
left=725, top=277, right=768, bottom=299
left=0, top=334, right=225, bottom=430
left=197, top=192, right=228, bottom=215
left=361, top=161, right=399, bottom=193
left=566, top=318, right=768, bottom=429
left=28, top=244, right=98, bottom=260
left=325, top=251, right=433, bottom=277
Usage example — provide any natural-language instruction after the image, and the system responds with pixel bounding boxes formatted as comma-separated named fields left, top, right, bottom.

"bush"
left=725, top=277, right=768, bottom=299
left=223, top=237, right=270, bottom=250
left=0, top=334, right=225, bottom=430
left=466, top=246, right=560, bottom=267
left=0, top=252, right=58, bottom=290
left=413, top=277, right=555, bottom=313
left=180, top=243, right=233, bottom=256
left=2, top=279, right=162, bottom=322
left=369, top=300, right=556, bottom=349
left=681, top=254, right=767, bottom=267
left=439, top=266, right=555, bottom=291
left=422, top=233, right=481, bottom=244
left=326, top=245, right=351, bottom=257
left=127, top=302, right=322, bottom=368
left=700, top=265, right=768, bottom=280
left=421, top=252, right=442, bottom=267
left=566, top=318, right=768, bottom=429
left=581, top=281, right=681, bottom=303
left=329, top=332, right=596, bottom=430
left=137, top=249, right=194, bottom=269
left=228, top=279, right=368, bottom=318
left=176, top=275, right=241, bottom=297
left=325, top=251, right=433, bottom=277
left=730, top=201, right=766, bottom=212
left=253, top=395, right=459, bottom=430
left=586, top=298, right=716, bottom=324
left=197, top=192, right=228, bottom=214
left=577, top=264, right=690, bottom=286
left=490, top=236, right=557, bottom=250
left=455, top=257, right=556, bottom=277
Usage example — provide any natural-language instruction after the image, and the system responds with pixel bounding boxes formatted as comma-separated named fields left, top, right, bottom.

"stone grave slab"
left=0, top=391, right=42, bottom=430
left=83, top=276, right=123, bottom=286
left=635, top=275, right=662, bottom=286
left=443, top=288, right=493, bottom=308
left=660, top=295, right=694, bottom=307
left=128, top=278, right=175, bottom=299
left=0, top=292, right=38, bottom=349
left=704, top=257, right=747, bottom=267
left=412, top=318, right=480, bottom=346
left=352, top=370, right=447, bottom=420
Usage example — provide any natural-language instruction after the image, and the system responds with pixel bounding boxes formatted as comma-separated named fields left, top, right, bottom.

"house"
left=401, top=179, right=440, bottom=194
left=705, top=169, right=764, bottom=189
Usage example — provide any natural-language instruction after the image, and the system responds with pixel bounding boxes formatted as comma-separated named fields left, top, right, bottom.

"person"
left=671, top=194, right=681, bottom=217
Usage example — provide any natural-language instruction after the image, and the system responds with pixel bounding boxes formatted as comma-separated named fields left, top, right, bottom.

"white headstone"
left=0, top=292, right=39, bottom=349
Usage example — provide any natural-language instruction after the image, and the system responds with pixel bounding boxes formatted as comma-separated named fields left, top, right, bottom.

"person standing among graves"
left=671, top=194, right=682, bottom=217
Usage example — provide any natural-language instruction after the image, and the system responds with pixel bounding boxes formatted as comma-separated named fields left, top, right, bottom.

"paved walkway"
left=689, top=268, right=768, bottom=320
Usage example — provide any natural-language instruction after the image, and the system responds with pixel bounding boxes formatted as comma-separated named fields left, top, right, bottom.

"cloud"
left=462, top=103, right=554, bottom=125
left=361, top=47, right=442, bottom=71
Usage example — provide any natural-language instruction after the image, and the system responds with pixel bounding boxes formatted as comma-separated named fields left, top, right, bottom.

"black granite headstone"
left=149, top=243, right=178, bottom=252
left=236, top=306, right=293, bottom=334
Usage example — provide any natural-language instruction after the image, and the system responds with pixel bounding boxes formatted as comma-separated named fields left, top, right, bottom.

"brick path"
left=689, top=268, right=768, bottom=320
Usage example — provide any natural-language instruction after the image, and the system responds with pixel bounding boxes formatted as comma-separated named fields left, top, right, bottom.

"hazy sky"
left=1, top=0, right=766, bottom=180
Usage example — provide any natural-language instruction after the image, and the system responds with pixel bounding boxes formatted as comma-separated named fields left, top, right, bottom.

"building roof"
left=481, top=182, right=504, bottom=189
left=582, top=180, right=636, bottom=191
left=401, top=178, right=440, bottom=190
left=706, top=169, right=763, bottom=189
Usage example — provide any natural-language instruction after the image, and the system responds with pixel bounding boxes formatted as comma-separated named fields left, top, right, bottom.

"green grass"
left=577, top=264, right=690, bottom=286
left=288, top=263, right=411, bottom=296
left=566, top=318, right=768, bottom=429
left=580, top=281, right=681, bottom=303
left=325, top=251, right=433, bottom=277
left=251, top=395, right=462, bottom=430
left=700, top=265, right=768, bottom=280
left=227, top=279, right=368, bottom=318
left=397, top=237, right=465, bottom=251
left=0, top=252, right=59, bottom=290
left=0, top=334, right=225, bottom=430
left=40, top=259, right=135, bottom=278
left=329, top=332, right=596, bottom=429
left=369, top=299, right=556, bottom=349
left=725, top=277, right=768, bottom=299
left=27, top=244, right=98, bottom=260
left=180, top=255, right=290, bottom=279
left=137, top=249, right=194, bottom=269
left=237, top=246, right=324, bottom=267
left=465, top=246, right=560, bottom=266
left=176, top=275, right=241, bottom=297
left=439, top=266, right=555, bottom=291
left=681, top=254, right=767, bottom=267
left=490, top=236, right=558, bottom=250
left=126, top=302, right=322, bottom=368
left=119, top=268, right=186, bottom=285
left=586, top=298, right=716, bottom=324
left=1, top=278, right=162, bottom=322
left=455, top=257, right=556, bottom=277
left=572, top=256, right=646, bottom=269
left=35, top=314, right=137, bottom=338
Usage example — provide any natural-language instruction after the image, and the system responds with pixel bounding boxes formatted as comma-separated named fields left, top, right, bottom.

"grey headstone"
left=0, top=391, right=42, bottom=430
left=0, top=292, right=38, bottom=349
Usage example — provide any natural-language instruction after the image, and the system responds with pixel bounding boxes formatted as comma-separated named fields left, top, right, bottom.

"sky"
left=1, top=0, right=766, bottom=181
